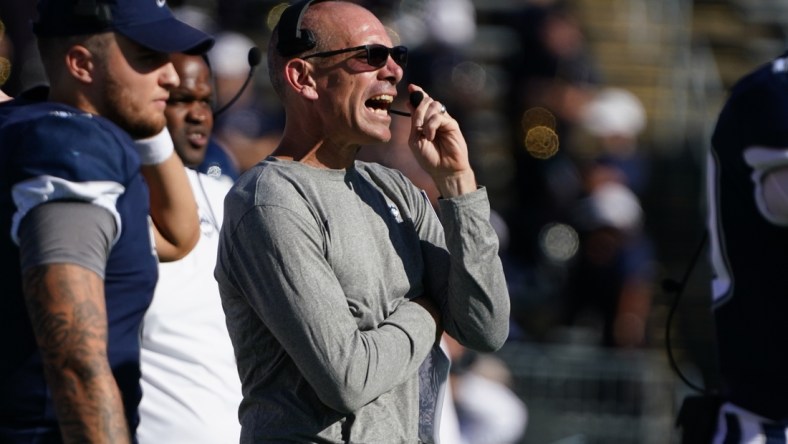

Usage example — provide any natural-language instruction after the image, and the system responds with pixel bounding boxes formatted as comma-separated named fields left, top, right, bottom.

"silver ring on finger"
left=439, top=104, right=447, bottom=114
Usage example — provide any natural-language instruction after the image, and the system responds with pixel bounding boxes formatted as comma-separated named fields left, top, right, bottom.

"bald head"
left=267, top=1, right=385, bottom=99
left=266, top=0, right=402, bottom=150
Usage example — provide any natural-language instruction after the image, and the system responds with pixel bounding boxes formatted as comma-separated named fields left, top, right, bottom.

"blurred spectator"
left=391, top=0, right=477, bottom=59
left=500, top=0, right=602, bottom=281
left=393, top=0, right=478, bottom=129
left=171, top=2, right=219, bottom=36
left=506, top=0, right=601, bottom=121
left=444, top=335, right=528, bottom=444
left=503, top=86, right=655, bottom=347
left=578, top=87, right=650, bottom=195
left=561, top=162, right=656, bottom=348
left=215, top=0, right=271, bottom=35
left=542, top=86, right=656, bottom=348
left=0, top=2, right=45, bottom=95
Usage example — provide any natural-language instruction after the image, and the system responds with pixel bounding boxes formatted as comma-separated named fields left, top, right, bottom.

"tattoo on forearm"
left=23, top=264, right=131, bottom=444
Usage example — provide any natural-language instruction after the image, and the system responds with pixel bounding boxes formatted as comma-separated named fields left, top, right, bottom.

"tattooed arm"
left=23, top=264, right=131, bottom=444
left=17, top=202, right=130, bottom=443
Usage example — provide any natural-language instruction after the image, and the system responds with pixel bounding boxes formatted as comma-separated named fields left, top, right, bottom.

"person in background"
left=214, top=1, right=510, bottom=442
left=678, top=50, right=788, bottom=443
left=443, top=335, right=528, bottom=444
left=563, top=163, right=654, bottom=348
left=138, top=52, right=241, bottom=444
left=0, top=0, right=212, bottom=442
left=562, top=87, right=655, bottom=349
left=166, top=4, right=242, bottom=182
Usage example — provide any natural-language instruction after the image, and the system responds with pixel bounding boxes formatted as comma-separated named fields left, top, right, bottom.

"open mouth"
left=365, top=94, right=393, bottom=115
left=187, top=130, right=208, bottom=146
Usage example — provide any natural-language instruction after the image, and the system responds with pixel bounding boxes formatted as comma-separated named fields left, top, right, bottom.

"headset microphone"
left=213, top=46, right=262, bottom=118
left=247, top=46, right=263, bottom=69
left=389, top=91, right=424, bottom=117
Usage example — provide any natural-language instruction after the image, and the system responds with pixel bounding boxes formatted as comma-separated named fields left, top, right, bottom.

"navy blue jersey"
left=708, top=52, right=788, bottom=420
left=0, top=101, right=158, bottom=440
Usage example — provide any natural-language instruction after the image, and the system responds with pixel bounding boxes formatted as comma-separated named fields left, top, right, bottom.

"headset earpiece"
left=73, top=0, right=112, bottom=24
left=276, top=0, right=317, bottom=57
left=33, top=0, right=112, bottom=34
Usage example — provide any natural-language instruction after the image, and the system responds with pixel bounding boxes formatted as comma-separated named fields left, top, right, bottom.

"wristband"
left=134, top=127, right=174, bottom=165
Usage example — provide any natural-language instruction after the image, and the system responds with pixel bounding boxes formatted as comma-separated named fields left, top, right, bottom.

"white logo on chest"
left=388, top=203, right=402, bottom=222
left=156, top=0, right=166, bottom=7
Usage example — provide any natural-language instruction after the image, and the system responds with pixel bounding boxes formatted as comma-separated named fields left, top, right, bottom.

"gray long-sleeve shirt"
left=215, top=158, right=510, bottom=443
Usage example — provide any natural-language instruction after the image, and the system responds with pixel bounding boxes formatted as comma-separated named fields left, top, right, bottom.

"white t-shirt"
left=138, top=169, right=241, bottom=444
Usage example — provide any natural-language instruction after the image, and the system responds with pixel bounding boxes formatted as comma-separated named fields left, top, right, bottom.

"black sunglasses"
left=301, top=44, right=408, bottom=69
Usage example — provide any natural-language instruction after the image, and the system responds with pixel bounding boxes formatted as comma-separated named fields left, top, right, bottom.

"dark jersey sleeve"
left=5, top=108, right=133, bottom=246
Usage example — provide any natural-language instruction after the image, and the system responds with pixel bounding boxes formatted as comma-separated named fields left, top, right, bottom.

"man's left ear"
left=64, top=44, right=96, bottom=84
left=284, top=59, right=318, bottom=100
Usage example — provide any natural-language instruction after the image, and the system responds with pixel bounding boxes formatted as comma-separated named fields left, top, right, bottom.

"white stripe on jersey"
left=11, top=175, right=124, bottom=246
left=707, top=151, right=732, bottom=305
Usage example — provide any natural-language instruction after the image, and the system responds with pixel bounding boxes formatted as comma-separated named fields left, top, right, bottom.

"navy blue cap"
left=33, top=0, right=214, bottom=55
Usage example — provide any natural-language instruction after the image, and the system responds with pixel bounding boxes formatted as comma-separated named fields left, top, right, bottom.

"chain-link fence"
left=496, top=341, right=681, bottom=444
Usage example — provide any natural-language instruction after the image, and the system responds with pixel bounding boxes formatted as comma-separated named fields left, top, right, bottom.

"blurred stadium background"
left=3, top=0, right=786, bottom=442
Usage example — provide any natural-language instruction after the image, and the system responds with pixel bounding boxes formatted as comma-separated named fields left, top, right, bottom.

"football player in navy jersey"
left=679, top=51, right=788, bottom=443
left=0, top=0, right=213, bottom=443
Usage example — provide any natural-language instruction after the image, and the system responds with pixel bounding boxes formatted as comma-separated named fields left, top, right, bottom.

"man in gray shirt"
left=214, top=1, right=511, bottom=442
